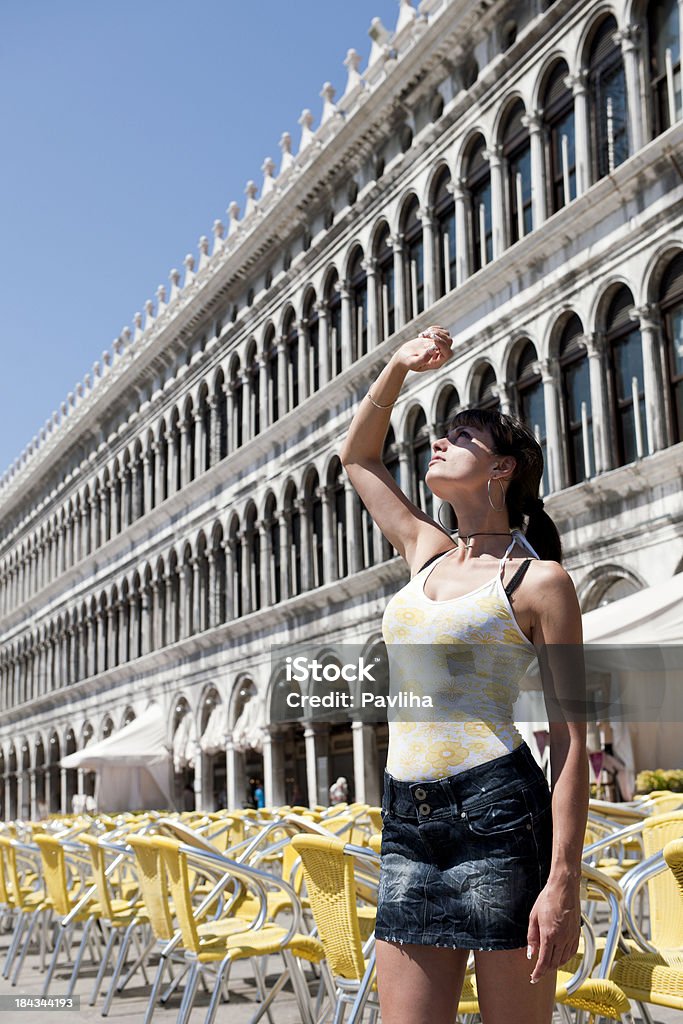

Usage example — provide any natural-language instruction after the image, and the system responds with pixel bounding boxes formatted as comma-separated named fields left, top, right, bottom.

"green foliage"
left=635, top=769, right=683, bottom=793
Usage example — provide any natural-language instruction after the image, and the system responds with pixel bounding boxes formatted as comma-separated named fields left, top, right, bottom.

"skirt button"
left=414, top=787, right=427, bottom=800
left=526, top=823, right=532, bottom=830
left=419, top=803, right=431, bottom=815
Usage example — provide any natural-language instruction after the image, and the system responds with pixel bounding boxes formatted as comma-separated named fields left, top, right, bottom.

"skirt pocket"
left=463, top=788, right=531, bottom=837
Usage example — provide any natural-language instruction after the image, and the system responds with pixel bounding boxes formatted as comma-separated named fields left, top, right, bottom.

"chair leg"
left=100, top=922, right=136, bottom=1017
left=250, top=957, right=279, bottom=1024
left=42, top=924, right=66, bottom=996
left=11, top=907, right=41, bottom=985
left=204, top=956, right=234, bottom=1024
left=117, top=930, right=155, bottom=992
left=176, top=960, right=200, bottom=1024
left=143, top=954, right=173, bottom=1024
left=3, top=914, right=26, bottom=979
left=634, top=1001, right=656, bottom=1024
left=89, top=924, right=117, bottom=1005
left=346, top=948, right=376, bottom=1024
left=282, top=950, right=316, bottom=1024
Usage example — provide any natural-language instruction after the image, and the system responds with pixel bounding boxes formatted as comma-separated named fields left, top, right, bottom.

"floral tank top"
left=381, top=528, right=540, bottom=782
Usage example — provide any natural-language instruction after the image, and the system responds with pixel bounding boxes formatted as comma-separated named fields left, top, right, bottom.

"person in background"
left=253, top=778, right=265, bottom=809
left=329, top=776, right=349, bottom=805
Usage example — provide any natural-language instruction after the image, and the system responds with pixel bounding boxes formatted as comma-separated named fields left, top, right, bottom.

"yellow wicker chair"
left=609, top=830, right=683, bottom=1018
left=155, top=836, right=325, bottom=1024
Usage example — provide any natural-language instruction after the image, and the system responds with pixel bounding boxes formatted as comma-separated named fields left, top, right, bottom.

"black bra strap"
left=504, top=558, right=532, bottom=598
left=416, top=550, right=454, bottom=576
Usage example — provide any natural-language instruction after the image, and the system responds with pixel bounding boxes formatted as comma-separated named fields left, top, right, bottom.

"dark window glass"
left=376, top=226, right=395, bottom=340
left=466, top=136, right=492, bottom=271
left=402, top=199, right=424, bottom=320
left=588, top=17, right=629, bottom=181
left=433, top=169, right=456, bottom=297
left=502, top=101, right=532, bottom=243
left=543, top=61, right=576, bottom=213
left=648, top=0, right=682, bottom=136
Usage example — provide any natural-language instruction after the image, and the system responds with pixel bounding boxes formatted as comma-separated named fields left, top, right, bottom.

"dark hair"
left=448, top=407, right=563, bottom=563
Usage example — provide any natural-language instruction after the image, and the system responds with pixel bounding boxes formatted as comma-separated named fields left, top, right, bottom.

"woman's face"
left=426, top=423, right=513, bottom=496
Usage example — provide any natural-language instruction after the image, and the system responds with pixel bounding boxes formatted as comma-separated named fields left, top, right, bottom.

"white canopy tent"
left=514, top=571, right=683, bottom=792
left=61, top=703, right=175, bottom=812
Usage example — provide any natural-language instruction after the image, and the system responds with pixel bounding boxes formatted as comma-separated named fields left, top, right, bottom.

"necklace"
left=454, top=530, right=513, bottom=551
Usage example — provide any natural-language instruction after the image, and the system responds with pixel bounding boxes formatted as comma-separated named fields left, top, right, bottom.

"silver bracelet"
left=366, top=389, right=397, bottom=409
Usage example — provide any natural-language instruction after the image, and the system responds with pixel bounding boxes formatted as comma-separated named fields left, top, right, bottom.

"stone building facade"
left=1, top=0, right=682, bottom=816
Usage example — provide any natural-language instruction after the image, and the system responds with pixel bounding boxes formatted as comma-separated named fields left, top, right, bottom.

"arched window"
left=348, top=249, right=368, bottom=360
left=515, top=342, right=549, bottom=494
left=264, top=326, right=278, bottom=423
left=502, top=100, right=532, bottom=243
left=228, top=365, right=243, bottom=450
left=605, top=287, right=645, bottom=465
left=433, top=168, right=456, bottom=298
left=647, top=0, right=681, bottom=137
left=310, top=481, right=324, bottom=588
left=410, top=409, right=433, bottom=517
left=660, top=251, right=683, bottom=444
left=213, top=370, right=228, bottom=458
left=283, top=310, right=299, bottom=411
left=558, top=315, right=593, bottom=484
left=402, top=197, right=424, bottom=320
left=285, top=489, right=302, bottom=596
left=588, top=16, right=629, bottom=181
left=475, top=364, right=500, bottom=410
left=246, top=345, right=260, bottom=437
left=326, top=273, right=343, bottom=378
left=435, top=386, right=460, bottom=439
left=266, top=499, right=281, bottom=604
left=465, top=135, right=492, bottom=272
left=542, top=60, right=576, bottom=213
left=375, top=225, right=395, bottom=341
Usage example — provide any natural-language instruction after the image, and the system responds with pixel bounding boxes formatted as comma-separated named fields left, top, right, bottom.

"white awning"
left=172, top=713, right=196, bottom=772
left=232, top=698, right=264, bottom=753
left=582, top=571, right=683, bottom=644
left=200, top=704, right=225, bottom=755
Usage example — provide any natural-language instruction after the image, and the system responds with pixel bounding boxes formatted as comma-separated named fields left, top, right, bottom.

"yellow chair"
left=609, top=827, right=683, bottom=1017
left=290, top=834, right=381, bottom=1024
left=155, top=836, right=325, bottom=1024
left=0, top=837, right=47, bottom=984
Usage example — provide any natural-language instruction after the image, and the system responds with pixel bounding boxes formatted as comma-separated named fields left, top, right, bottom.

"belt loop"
left=387, top=775, right=395, bottom=816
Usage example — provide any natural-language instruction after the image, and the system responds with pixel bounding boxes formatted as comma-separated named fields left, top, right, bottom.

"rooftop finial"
left=227, top=201, right=241, bottom=235
left=183, top=253, right=195, bottom=286
left=212, top=219, right=225, bottom=253
left=298, top=108, right=315, bottom=151
left=368, top=17, right=392, bottom=65
left=198, top=235, right=210, bottom=269
left=156, top=284, right=167, bottom=313
left=244, top=180, right=258, bottom=216
left=261, top=156, right=276, bottom=195
left=169, top=267, right=181, bottom=301
left=279, top=131, right=294, bottom=174
left=343, top=49, right=363, bottom=94
left=396, top=0, right=416, bottom=34
left=320, top=82, right=337, bottom=123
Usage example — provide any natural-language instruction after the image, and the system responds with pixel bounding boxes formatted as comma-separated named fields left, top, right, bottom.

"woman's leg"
left=375, top=938, right=470, bottom=1024
left=473, top=947, right=557, bottom=1024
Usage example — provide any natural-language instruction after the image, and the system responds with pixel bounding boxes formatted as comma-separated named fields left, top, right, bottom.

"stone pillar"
left=262, top=728, right=286, bottom=807
left=80, top=506, right=89, bottom=560
left=225, top=537, right=236, bottom=619
left=276, top=339, right=288, bottom=418
left=141, top=587, right=152, bottom=655
left=521, top=111, right=546, bottom=225
left=397, top=441, right=414, bottom=505
left=240, top=531, right=251, bottom=616
left=351, top=721, right=380, bottom=805
left=631, top=305, right=666, bottom=453
left=166, top=430, right=177, bottom=495
left=257, top=356, right=268, bottom=432
left=225, top=738, right=241, bottom=811
left=296, top=497, right=311, bottom=592
left=484, top=146, right=504, bottom=258
left=586, top=331, right=612, bottom=474
left=165, top=576, right=175, bottom=645
left=60, top=767, right=67, bottom=815
left=315, top=303, right=330, bottom=389
left=100, top=482, right=109, bottom=541
left=118, top=600, right=127, bottom=664
left=418, top=208, right=436, bottom=309
left=278, top=511, right=290, bottom=601
left=178, top=419, right=189, bottom=487
left=495, top=382, right=513, bottom=417
left=566, top=70, right=590, bottom=195
left=129, top=596, right=139, bottom=660
left=181, top=562, right=193, bottom=637
left=29, top=769, right=37, bottom=821
left=538, top=357, right=563, bottom=492
left=303, top=721, right=330, bottom=808
left=451, top=179, right=469, bottom=286
left=344, top=480, right=363, bottom=574
left=615, top=25, right=643, bottom=154
left=319, top=485, right=335, bottom=583
left=109, top=478, right=120, bottom=536
left=107, top=605, right=116, bottom=669
left=257, top=519, right=272, bottom=607
left=206, top=396, right=218, bottom=466
left=296, top=320, right=308, bottom=404
left=390, top=235, right=405, bottom=330
left=97, top=608, right=107, bottom=673
left=192, top=742, right=203, bottom=812
left=362, top=258, right=378, bottom=351
left=151, top=440, right=162, bottom=507
left=339, top=285, right=353, bottom=369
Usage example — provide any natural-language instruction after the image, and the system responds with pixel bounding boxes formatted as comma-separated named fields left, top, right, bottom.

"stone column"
left=129, top=595, right=139, bottom=660
left=141, top=587, right=152, bottom=655
left=351, top=721, right=380, bottom=805
left=296, top=320, right=308, bottom=404
left=296, top=497, right=311, bottom=592
left=178, top=419, right=189, bottom=487
left=566, top=70, right=590, bottom=195
left=615, top=25, right=643, bottom=154
left=206, top=395, right=218, bottom=466
left=521, top=111, right=547, bottom=226
left=362, top=258, right=378, bottom=351
left=262, top=728, right=286, bottom=807
left=538, top=357, right=563, bottom=493
left=390, top=235, right=405, bottom=330
left=225, top=738, right=243, bottom=811
left=397, top=441, right=414, bottom=505
left=100, top=482, right=109, bottom=541
left=139, top=453, right=149, bottom=515
left=303, top=721, right=330, bottom=808
left=29, top=769, right=37, bottom=821
left=278, top=511, right=290, bottom=601
left=165, top=576, right=175, bottom=645
left=257, top=519, right=272, bottom=606
left=315, top=303, right=330, bottom=389
left=451, top=179, right=469, bottom=286
left=225, top=537, right=236, bottom=619
left=495, top=382, right=513, bottom=416
left=166, top=430, right=177, bottom=495
left=631, top=305, right=666, bottom=453
left=484, top=146, right=504, bottom=258
left=151, top=440, right=163, bottom=507
left=97, top=608, right=107, bottom=673
left=344, top=479, right=363, bottom=574
left=586, top=331, right=612, bottom=474
left=60, top=767, right=68, bottom=815
left=339, top=284, right=353, bottom=369
left=191, top=411, right=203, bottom=476
left=80, top=505, right=89, bottom=560
left=257, top=356, right=268, bottom=431
left=418, top=207, right=436, bottom=309
left=319, top=485, right=335, bottom=582
left=181, top=562, right=193, bottom=637
left=240, top=531, right=251, bottom=616
left=276, top=338, right=288, bottom=418
left=106, top=605, right=116, bottom=669
left=109, top=477, right=120, bottom=536
left=192, top=741, right=203, bottom=812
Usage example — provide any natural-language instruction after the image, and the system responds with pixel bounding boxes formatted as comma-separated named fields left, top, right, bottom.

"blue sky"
left=0, top=0, right=400, bottom=478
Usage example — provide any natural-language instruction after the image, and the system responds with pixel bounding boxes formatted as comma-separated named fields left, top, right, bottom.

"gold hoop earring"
left=487, top=477, right=506, bottom=512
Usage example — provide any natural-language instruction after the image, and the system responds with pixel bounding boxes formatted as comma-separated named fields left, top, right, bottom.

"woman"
left=339, top=326, right=589, bottom=1024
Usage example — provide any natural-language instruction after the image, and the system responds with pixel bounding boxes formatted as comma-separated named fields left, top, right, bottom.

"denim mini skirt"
left=375, top=740, right=553, bottom=951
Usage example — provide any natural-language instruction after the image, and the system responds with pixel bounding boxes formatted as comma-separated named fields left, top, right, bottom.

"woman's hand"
left=527, top=876, right=582, bottom=984
left=391, top=325, right=453, bottom=373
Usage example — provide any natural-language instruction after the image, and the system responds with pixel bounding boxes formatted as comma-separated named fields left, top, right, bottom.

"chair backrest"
left=642, top=810, right=683, bottom=949
left=127, top=835, right=175, bottom=941
left=80, top=835, right=114, bottom=919
left=34, top=835, right=73, bottom=917
left=290, top=834, right=366, bottom=982
left=0, top=837, right=27, bottom=909
left=154, top=836, right=201, bottom=953
left=663, top=838, right=683, bottom=904
left=0, top=839, right=11, bottom=905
